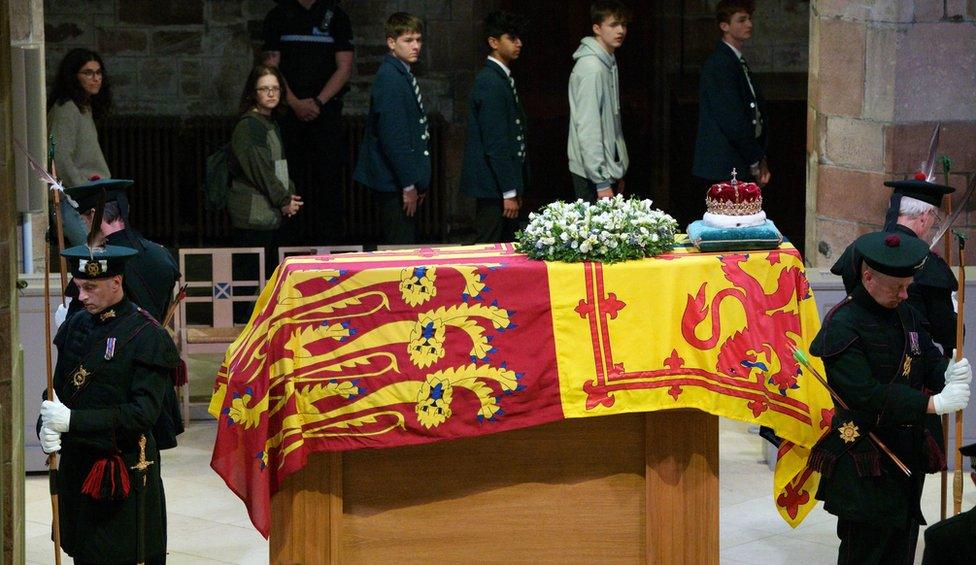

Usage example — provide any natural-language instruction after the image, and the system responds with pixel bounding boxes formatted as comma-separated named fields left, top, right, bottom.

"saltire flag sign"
left=209, top=241, right=832, bottom=537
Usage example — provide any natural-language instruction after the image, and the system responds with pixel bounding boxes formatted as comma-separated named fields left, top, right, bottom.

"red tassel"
left=852, top=451, right=882, bottom=477
left=807, top=448, right=837, bottom=478
left=81, top=454, right=130, bottom=501
left=171, top=359, right=188, bottom=387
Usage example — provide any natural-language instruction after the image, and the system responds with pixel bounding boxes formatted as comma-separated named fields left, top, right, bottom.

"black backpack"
left=203, top=142, right=233, bottom=211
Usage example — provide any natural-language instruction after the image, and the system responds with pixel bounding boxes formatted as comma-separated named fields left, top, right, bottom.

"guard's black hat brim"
left=883, top=179, right=955, bottom=208
left=61, top=244, right=137, bottom=280
left=854, top=231, right=929, bottom=278
left=64, top=178, right=134, bottom=212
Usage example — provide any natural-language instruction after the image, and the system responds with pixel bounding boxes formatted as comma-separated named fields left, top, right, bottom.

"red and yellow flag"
left=209, top=241, right=831, bottom=536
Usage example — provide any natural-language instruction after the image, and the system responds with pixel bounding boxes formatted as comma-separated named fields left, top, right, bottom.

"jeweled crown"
left=704, top=169, right=763, bottom=216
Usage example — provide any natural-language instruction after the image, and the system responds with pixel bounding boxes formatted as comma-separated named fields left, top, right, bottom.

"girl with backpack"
left=228, top=65, right=303, bottom=274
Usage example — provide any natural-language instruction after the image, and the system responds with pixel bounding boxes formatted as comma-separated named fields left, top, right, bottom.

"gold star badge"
left=838, top=421, right=860, bottom=444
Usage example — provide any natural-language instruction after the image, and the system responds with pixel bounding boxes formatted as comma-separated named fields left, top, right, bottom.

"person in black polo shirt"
left=262, top=0, right=354, bottom=242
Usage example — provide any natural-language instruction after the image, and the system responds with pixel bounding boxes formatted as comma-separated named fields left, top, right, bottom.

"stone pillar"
left=2, top=1, right=32, bottom=563
left=808, top=0, right=976, bottom=266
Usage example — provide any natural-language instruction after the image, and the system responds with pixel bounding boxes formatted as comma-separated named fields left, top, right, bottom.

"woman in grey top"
left=47, top=48, right=113, bottom=246
left=229, top=65, right=303, bottom=275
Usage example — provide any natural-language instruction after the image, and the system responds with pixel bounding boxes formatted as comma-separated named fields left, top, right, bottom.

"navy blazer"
left=692, top=41, right=768, bottom=181
left=460, top=60, right=529, bottom=199
left=354, top=54, right=432, bottom=192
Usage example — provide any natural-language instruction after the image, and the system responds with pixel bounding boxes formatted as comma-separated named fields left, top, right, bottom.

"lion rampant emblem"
left=681, top=253, right=810, bottom=394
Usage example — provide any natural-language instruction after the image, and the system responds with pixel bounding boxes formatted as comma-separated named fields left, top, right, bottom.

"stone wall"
left=808, top=0, right=976, bottom=266
left=43, top=0, right=503, bottom=119
left=681, top=0, right=810, bottom=73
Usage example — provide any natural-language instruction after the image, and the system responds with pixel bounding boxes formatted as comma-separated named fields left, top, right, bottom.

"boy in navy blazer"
left=460, top=11, right=529, bottom=244
left=353, top=12, right=431, bottom=244
left=692, top=0, right=769, bottom=194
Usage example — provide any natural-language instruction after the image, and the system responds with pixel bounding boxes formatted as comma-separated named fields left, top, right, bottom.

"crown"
left=704, top=169, right=763, bottom=216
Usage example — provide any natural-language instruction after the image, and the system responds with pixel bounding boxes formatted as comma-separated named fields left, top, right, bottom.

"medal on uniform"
left=104, top=337, right=116, bottom=361
left=71, top=366, right=90, bottom=388
left=838, top=421, right=860, bottom=444
left=909, top=331, right=920, bottom=355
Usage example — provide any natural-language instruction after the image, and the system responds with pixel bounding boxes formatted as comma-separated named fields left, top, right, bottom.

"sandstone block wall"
left=808, top=0, right=976, bottom=266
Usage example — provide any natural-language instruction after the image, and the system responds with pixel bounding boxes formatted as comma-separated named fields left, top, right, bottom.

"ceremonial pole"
left=42, top=186, right=64, bottom=565
left=14, top=137, right=73, bottom=562
left=791, top=345, right=912, bottom=477
left=953, top=230, right=967, bottom=515
left=940, top=155, right=953, bottom=520
left=48, top=138, right=69, bottom=301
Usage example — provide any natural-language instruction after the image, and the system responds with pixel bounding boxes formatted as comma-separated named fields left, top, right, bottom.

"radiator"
left=97, top=114, right=447, bottom=247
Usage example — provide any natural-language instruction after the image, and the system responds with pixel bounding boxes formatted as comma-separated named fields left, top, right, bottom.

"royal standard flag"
left=209, top=241, right=831, bottom=536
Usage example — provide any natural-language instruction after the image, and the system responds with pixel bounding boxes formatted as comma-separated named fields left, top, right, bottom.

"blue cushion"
left=687, top=219, right=783, bottom=252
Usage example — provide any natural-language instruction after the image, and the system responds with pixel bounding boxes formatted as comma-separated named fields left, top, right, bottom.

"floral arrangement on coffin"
left=515, top=195, right=679, bottom=263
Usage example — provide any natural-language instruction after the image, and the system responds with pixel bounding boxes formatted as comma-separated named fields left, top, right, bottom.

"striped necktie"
left=739, top=57, right=762, bottom=138
left=509, top=75, right=525, bottom=160
left=410, top=73, right=429, bottom=140
left=410, top=73, right=425, bottom=114
left=509, top=75, right=520, bottom=106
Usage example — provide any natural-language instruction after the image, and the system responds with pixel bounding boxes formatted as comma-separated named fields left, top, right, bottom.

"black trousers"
left=837, top=517, right=919, bottom=565
left=373, top=190, right=417, bottom=245
left=472, top=198, right=518, bottom=244
left=279, top=101, right=345, bottom=243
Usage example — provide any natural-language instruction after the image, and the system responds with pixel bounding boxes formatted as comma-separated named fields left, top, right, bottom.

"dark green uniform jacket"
left=460, top=59, right=529, bottom=199
left=831, top=224, right=957, bottom=355
left=64, top=229, right=183, bottom=449
left=106, top=229, right=180, bottom=322
left=809, top=286, right=948, bottom=527
left=52, top=298, right=178, bottom=564
left=692, top=40, right=768, bottom=181
left=922, top=505, right=976, bottom=564
left=354, top=54, right=432, bottom=193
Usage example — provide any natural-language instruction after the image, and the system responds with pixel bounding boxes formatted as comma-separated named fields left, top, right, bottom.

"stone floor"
left=25, top=417, right=975, bottom=564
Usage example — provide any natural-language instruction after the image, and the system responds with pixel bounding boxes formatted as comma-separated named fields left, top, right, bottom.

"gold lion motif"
left=399, top=266, right=437, bottom=306
left=408, top=315, right=447, bottom=368
left=415, top=375, right=454, bottom=429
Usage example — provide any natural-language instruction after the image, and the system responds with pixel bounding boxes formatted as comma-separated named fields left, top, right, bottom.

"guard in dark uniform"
left=922, top=442, right=976, bottom=564
left=809, top=231, right=972, bottom=565
left=62, top=178, right=184, bottom=449
left=39, top=244, right=178, bottom=565
left=831, top=175, right=957, bottom=355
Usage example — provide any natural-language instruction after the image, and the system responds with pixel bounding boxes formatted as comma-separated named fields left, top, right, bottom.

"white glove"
left=39, top=425, right=61, bottom=454
left=952, top=291, right=959, bottom=314
left=945, top=353, right=973, bottom=385
left=54, top=297, right=72, bottom=329
left=40, top=392, right=71, bottom=433
left=933, top=381, right=971, bottom=415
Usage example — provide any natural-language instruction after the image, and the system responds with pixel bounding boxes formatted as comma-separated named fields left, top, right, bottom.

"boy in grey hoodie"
left=567, top=1, right=630, bottom=201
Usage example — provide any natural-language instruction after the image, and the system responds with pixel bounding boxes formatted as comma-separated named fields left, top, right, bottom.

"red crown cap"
left=705, top=181, right=763, bottom=216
